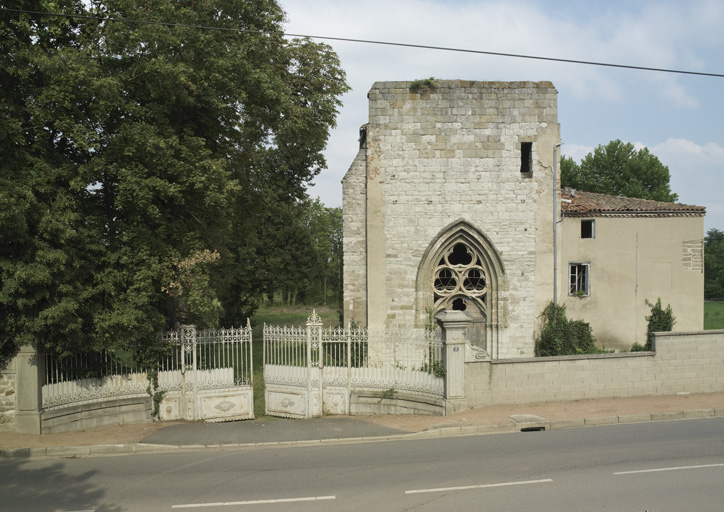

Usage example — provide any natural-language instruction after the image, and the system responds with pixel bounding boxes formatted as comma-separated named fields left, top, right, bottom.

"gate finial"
left=307, top=309, right=322, bottom=324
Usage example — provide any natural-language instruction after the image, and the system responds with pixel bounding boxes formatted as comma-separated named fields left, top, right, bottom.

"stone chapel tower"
left=342, top=81, right=560, bottom=358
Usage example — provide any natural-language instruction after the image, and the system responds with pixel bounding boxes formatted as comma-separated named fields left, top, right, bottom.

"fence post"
left=15, top=343, right=43, bottom=434
left=247, top=318, right=253, bottom=387
left=435, top=310, right=471, bottom=410
left=346, top=322, right=352, bottom=415
left=306, top=310, right=323, bottom=417
left=180, top=325, right=198, bottom=420
left=187, top=325, right=198, bottom=421
left=306, top=315, right=312, bottom=417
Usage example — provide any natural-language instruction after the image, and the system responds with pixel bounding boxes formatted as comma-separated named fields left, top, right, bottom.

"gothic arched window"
left=432, top=242, right=487, bottom=316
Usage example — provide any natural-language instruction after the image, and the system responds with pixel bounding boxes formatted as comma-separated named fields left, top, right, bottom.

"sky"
left=279, top=0, right=724, bottom=232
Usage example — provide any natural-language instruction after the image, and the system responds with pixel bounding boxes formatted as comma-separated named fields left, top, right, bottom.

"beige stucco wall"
left=342, top=80, right=560, bottom=357
left=559, top=214, right=704, bottom=350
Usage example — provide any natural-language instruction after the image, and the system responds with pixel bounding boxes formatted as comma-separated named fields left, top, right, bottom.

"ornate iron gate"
left=157, top=324, right=255, bottom=422
left=263, top=311, right=444, bottom=419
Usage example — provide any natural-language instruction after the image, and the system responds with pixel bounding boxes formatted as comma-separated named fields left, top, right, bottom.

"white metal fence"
left=41, top=323, right=254, bottom=422
left=42, top=348, right=148, bottom=410
left=264, top=311, right=444, bottom=418
left=155, top=325, right=253, bottom=392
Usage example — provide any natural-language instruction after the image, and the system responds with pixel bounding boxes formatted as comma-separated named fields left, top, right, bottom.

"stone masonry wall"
left=462, top=330, right=724, bottom=409
left=0, top=355, right=17, bottom=432
left=342, top=148, right=368, bottom=326
left=682, top=239, right=704, bottom=272
left=351, top=80, right=560, bottom=357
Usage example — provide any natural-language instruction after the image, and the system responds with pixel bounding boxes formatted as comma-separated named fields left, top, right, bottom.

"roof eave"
left=563, top=210, right=706, bottom=217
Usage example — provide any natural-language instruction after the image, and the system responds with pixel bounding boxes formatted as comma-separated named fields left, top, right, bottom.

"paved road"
left=2, top=418, right=723, bottom=511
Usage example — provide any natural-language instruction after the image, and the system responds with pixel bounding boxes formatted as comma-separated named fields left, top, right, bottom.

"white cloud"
left=562, top=144, right=594, bottom=162
left=652, top=139, right=724, bottom=159
left=651, top=139, right=724, bottom=229
left=284, top=0, right=720, bottom=109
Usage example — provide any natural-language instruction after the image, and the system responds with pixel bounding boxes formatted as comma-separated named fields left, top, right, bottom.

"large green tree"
left=0, top=0, right=348, bottom=362
left=705, top=228, right=724, bottom=299
left=250, top=198, right=343, bottom=309
left=561, top=140, right=678, bottom=202
left=305, top=200, right=342, bottom=306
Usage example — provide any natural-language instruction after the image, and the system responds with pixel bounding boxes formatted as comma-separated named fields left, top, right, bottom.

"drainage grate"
left=520, top=426, right=546, bottom=432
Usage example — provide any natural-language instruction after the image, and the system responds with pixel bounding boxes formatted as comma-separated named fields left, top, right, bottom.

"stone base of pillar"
left=444, top=398, right=469, bottom=416
left=14, top=411, right=41, bottom=435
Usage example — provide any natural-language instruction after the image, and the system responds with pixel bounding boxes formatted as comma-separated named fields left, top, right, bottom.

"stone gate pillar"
left=436, top=310, right=471, bottom=412
left=15, top=343, right=43, bottom=434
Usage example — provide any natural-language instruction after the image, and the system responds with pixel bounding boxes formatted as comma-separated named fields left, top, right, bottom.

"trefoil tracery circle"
left=432, top=242, right=487, bottom=314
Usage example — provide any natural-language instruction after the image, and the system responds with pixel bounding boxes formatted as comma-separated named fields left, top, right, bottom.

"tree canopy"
left=0, top=0, right=349, bottom=362
left=705, top=228, right=724, bottom=300
left=561, top=140, right=678, bottom=202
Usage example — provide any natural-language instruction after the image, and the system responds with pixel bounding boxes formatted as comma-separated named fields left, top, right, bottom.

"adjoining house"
left=560, top=189, right=704, bottom=349
left=342, top=80, right=704, bottom=354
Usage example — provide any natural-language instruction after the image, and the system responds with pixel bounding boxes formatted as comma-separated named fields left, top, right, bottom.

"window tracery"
left=432, top=242, right=487, bottom=315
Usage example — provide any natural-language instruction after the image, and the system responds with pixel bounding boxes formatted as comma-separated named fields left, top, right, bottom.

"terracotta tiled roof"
left=560, top=189, right=706, bottom=216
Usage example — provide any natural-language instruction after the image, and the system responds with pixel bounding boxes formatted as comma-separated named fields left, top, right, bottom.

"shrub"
left=536, top=302, right=598, bottom=356
left=642, top=298, right=675, bottom=350
left=409, top=77, right=437, bottom=94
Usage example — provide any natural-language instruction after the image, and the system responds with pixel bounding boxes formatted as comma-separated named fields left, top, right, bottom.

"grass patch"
left=251, top=306, right=340, bottom=330
left=704, top=301, right=724, bottom=330
left=249, top=305, right=341, bottom=418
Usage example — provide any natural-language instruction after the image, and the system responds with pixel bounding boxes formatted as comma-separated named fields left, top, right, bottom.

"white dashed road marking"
left=405, top=478, right=554, bottom=494
left=614, top=463, right=724, bottom=475
left=172, top=495, right=336, bottom=508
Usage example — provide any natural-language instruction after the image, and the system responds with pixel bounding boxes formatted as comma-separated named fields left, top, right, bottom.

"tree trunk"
left=323, top=274, right=328, bottom=306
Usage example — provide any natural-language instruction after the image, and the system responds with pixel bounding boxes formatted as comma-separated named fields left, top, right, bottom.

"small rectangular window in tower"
left=520, top=142, right=532, bottom=174
left=581, top=219, right=595, bottom=239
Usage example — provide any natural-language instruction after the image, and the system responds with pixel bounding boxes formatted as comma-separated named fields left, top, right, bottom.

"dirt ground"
left=1, top=392, right=722, bottom=451
left=0, top=420, right=185, bottom=451
left=361, top=392, right=724, bottom=432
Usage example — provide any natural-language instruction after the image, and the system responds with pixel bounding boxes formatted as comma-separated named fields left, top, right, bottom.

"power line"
left=2, top=6, right=723, bottom=79
left=287, top=33, right=724, bottom=79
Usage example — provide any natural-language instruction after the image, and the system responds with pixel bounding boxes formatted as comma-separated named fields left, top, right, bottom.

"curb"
left=2, top=409, right=723, bottom=460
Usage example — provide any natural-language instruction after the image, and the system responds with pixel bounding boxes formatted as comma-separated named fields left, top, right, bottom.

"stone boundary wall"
left=40, top=397, right=152, bottom=434
left=462, top=330, right=724, bottom=410
left=350, top=390, right=445, bottom=416
left=0, top=356, right=17, bottom=432
left=1, top=351, right=150, bottom=434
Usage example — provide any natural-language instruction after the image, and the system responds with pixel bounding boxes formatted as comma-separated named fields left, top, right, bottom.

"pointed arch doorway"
left=417, top=221, right=505, bottom=359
